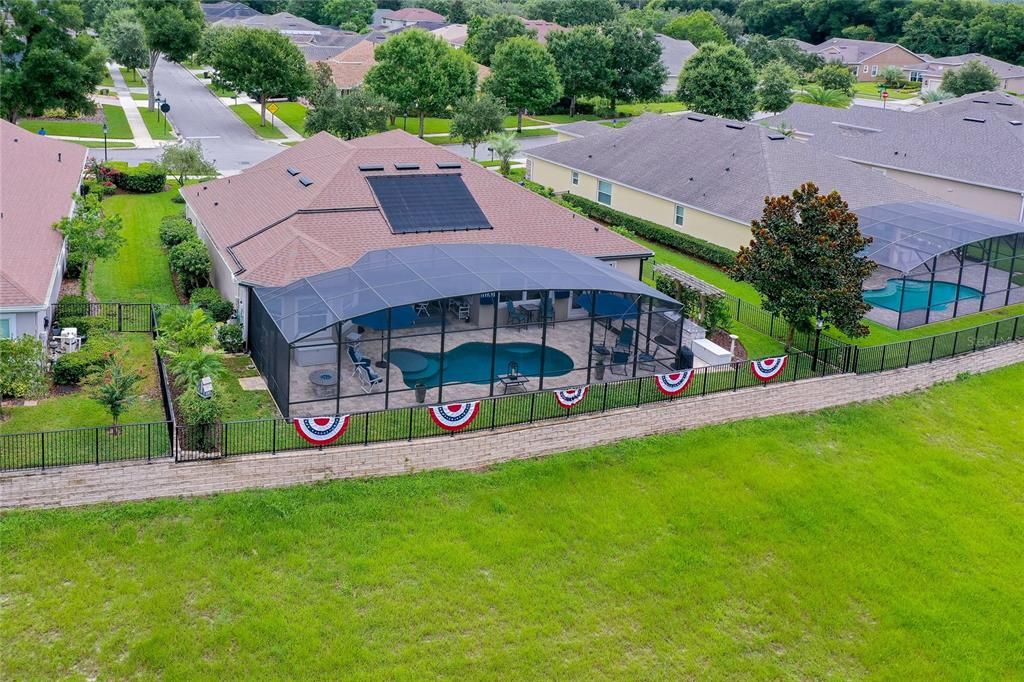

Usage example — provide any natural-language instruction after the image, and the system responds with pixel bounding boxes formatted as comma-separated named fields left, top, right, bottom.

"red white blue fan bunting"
left=293, top=415, right=351, bottom=445
left=428, top=402, right=481, bottom=431
left=553, top=386, right=589, bottom=409
left=751, top=356, right=788, bottom=382
left=654, top=370, right=695, bottom=396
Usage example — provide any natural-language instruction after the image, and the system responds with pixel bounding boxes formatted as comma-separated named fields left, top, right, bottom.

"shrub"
left=51, top=332, right=120, bottom=385
left=190, top=287, right=233, bottom=322
left=159, top=215, right=195, bottom=247
left=559, top=193, right=737, bottom=268
left=65, top=250, right=86, bottom=278
left=0, top=336, right=47, bottom=400
left=216, top=323, right=244, bottom=353
left=177, top=391, right=224, bottom=452
left=55, top=294, right=90, bottom=322
left=97, top=162, right=166, bottom=194
left=169, top=238, right=212, bottom=295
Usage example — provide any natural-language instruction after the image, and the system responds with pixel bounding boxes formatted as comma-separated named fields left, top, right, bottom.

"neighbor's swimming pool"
left=386, top=342, right=574, bottom=388
left=864, top=278, right=983, bottom=312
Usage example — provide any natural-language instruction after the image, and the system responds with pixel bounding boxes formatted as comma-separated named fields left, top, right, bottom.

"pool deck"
left=287, top=313, right=704, bottom=417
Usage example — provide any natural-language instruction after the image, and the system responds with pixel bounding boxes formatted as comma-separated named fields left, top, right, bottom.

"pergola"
left=249, top=244, right=683, bottom=417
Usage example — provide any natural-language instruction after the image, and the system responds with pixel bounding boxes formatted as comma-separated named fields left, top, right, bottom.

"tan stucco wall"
left=528, top=158, right=752, bottom=251
left=858, top=164, right=1024, bottom=222
left=185, top=203, right=251, bottom=329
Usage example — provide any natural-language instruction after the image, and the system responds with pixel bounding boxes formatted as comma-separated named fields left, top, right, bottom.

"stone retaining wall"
left=3, top=341, right=1021, bottom=510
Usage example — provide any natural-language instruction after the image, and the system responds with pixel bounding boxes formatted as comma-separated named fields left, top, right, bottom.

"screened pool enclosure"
left=249, top=244, right=687, bottom=417
left=857, top=202, right=1024, bottom=329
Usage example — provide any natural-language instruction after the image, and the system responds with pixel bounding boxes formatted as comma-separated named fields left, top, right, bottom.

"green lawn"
left=131, top=92, right=149, bottom=101
left=92, top=186, right=183, bottom=304
left=271, top=101, right=308, bottom=137
left=0, top=335, right=166, bottom=434
left=616, top=101, right=687, bottom=115
left=68, top=140, right=136, bottom=149
left=220, top=355, right=278, bottom=421
left=229, top=104, right=285, bottom=139
left=98, top=70, right=114, bottom=88
left=119, top=66, right=143, bottom=85
left=209, top=81, right=238, bottom=98
left=530, top=113, right=603, bottom=123
left=852, top=81, right=920, bottom=100
left=138, top=106, right=176, bottom=140
left=4, top=364, right=1024, bottom=677
left=18, top=104, right=132, bottom=139
left=388, top=115, right=547, bottom=136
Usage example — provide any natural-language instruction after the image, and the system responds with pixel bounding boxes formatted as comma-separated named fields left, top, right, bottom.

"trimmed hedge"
left=159, top=215, right=195, bottom=247
left=558, top=193, right=738, bottom=268
left=190, top=287, right=234, bottom=323
left=98, top=162, right=166, bottom=194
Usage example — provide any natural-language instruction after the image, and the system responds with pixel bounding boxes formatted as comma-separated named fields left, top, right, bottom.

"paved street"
left=441, top=135, right=558, bottom=161
left=89, top=60, right=283, bottom=172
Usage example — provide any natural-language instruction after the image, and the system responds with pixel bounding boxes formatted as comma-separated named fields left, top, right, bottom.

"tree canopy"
left=547, top=26, right=614, bottom=116
left=663, top=10, right=729, bottom=45
left=449, top=93, right=506, bottom=158
left=0, top=0, right=107, bottom=122
left=554, top=0, right=620, bottom=27
left=305, top=86, right=392, bottom=139
left=365, top=29, right=477, bottom=137
left=604, top=22, right=667, bottom=110
left=811, top=62, right=855, bottom=95
left=465, top=14, right=532, bottom=66
left=734, top=183, right=876, bottom=341
left=758, top=59, right=797, bottom=114
left=941, top=60, right=1001, bottom=97
left=55, top=194, right=125, bottom=291
left=211, top=27, right=312, bottom=124
left=159, top=141, right=217, bottom=187
left=677, top=43, right=758, bottom=121
left=137, top=0, right=205, bottom=110
left=101, top=9, right=149, bottom=77
left=484, top=36, right=561, bottom=131
left=322, top=0, right=376, bottom=31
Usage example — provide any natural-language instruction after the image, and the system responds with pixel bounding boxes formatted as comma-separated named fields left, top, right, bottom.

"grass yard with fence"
left=2, top=363, right=1021, bottom=678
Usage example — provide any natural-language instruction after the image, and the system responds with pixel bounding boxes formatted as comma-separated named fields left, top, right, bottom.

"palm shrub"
left=487, top=131, right=520, bottom=176
left=87, top=354, right=144, bottom=434
left=878, top=66, right=904, bottom=88
left=157, top=308, right=217, bottom=353
left=921, top=89, right=953, bottom=103
left=800, top=85, right=849, bottom=108
left=167, top=347, right=229, bottom=391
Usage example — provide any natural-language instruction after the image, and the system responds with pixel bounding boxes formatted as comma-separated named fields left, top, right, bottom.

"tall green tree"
left=88, top=353, right=144, bottom=434
left=450, top=94, right=506, bottom=159
left=741, top=34, right=822, bottom=73
left=447, top=0, right=469, bottom=23
left=80, top=0, right=134, bottom=29
left=212, top=28, right=312, bottom=125
left=811, top=62, right=855, bottom=96
left=526, top=0, right=561, bottom=21
left=322, top=0, right=376, bottom=31
left=365, top=29, right=477, bottom=138
left=484, top=36, right=562, bottom=131
left=54, top=194, right=125, bottom=291
left=968, top=4, right=1024, bottom=66
left=734, top=183, right=875, bottom=344
left=899, top=12, right=969, bottom=58
left=0, top=0, right=107, bottom=122
left=710, top=8, right=745, bottom=41
left=159, top=141, right=217, bottom=187
left=101, top=9, right=148, bottom=81
left=137, top=0, right=205, bottom=111
left=604, top=22, right=667, bottom=112
left=663, top=10, right=729, bottom=45
left=305, top=86, right=392, bottom=139
left=840, top=24, right=874, bottom=40
left=941, top=60, right=1001, bottom=97
left=758, top=59, right=796, bottom=114
left=465, top=14, right=532, bottom=66
left=554, top=0, right=620, bottom=27
left=547, top=26, right=613, bottom=116
left=736, top=0, right=811, bottom=42
left=677, top=43, right=758, bottom=120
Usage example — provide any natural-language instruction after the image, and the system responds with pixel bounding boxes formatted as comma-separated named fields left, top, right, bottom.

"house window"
left=674, top=205, right=685, bottom=227
left=0, top=315, right=14, bottom=339
left=909, top=71, right=923, bottom=82
left=863, top=65, right=870, bottom=73
left=871, top=65, right=879, bottom=77
left=571, top=170, right=579, bottom=186
left=597, top=180, right=612, bottom=205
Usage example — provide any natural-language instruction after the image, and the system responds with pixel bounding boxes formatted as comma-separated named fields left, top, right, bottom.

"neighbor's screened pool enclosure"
left=249, top=244, right=684, bottom=417
left=858, top=202, right=1024, bottom=329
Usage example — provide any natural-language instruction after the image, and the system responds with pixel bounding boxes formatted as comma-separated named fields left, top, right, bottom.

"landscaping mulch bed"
left=709, top=328, right=747, bottom=361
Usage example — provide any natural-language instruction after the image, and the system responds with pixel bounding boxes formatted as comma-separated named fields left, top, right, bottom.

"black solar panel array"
left=366, top=173, right=492, bottom=234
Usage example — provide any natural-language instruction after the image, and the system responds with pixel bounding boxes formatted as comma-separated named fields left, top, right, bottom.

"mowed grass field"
left=3, top=364, right=1023, bottom=678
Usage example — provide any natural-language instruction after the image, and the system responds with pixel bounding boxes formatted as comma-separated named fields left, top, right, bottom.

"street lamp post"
left=812, top=312, right=824, bottom=372
left=102, top=122, right=108, bottom=162
left=162, top=100, right=169, bottom=135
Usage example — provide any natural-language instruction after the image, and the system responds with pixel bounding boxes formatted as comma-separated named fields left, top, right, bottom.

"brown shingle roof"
left=0, top=121, right=87, bottom=307
left=385, top=7, right=446, bottom=22
left=184, top=130, right=648, bottom=287
left=324, top=39, right=488, bottom=90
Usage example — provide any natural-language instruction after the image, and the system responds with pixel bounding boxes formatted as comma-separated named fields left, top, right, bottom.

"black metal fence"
left=51, top=301, right=164, bottom=333
left=0, top=421, right=173, bottom=471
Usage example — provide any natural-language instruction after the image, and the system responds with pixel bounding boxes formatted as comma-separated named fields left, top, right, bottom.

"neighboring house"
left=181, top=129, right=651, bottom=332
left=764, top=95, right=1024, bottom=222
left=431, top=23, right=468, bottom=48
left=378, top=7, right=446, bottom=28
left=522, top=19, right=563, bottom=45
left=551, top=120, right=617, bottom=143
left=323, top=37, right=491, bottom=92
left=213, top=11, right=362, bottom=62
left=656, top=34, right=697, bottom=94
left=0, top=120, right=88, bottom=341
left=525, top=112, right=931, bottom=251
left=904, top=54, right=1024, bottom=94
left=801, top=38, right=925, bottom=81
left=201, top=0, right=262, bottom=22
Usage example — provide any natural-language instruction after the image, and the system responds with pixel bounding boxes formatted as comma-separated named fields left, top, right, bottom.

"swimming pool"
left=864, top=279, right=983, bottom=312
left=386, top=342, right=575, bottom=388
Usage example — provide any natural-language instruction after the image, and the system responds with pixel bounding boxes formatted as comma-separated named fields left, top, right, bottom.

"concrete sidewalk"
left=107, top=63, right=158, bottom=148
left=246, top=101, right=304, bottom=143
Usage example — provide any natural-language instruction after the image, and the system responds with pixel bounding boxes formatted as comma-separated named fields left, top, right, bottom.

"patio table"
left=498, top=374, right=530, bottom=394
left=518, top=301, right=541, bottom=321
left=309, top=368, right=338, bottom=398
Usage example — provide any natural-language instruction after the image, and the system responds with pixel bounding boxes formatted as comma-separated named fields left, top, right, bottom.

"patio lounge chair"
left=505, top=300, right=528, bottom=328
left=357, top=364, right=383, bottom=393
left=610, top=349, right=630, bottom=375
left=347, top=345, right=371, bottom=376
left=614, top=327, right=634, bottom=352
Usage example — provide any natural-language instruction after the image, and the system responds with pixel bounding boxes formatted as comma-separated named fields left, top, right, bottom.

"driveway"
left=89, top=60, right=283, bottom=172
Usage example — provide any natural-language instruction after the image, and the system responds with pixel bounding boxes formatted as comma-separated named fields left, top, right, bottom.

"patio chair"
left=357, top=363, right=383, bottom=393
left=540, top=297, right=554, bottom=322
left=638, top=350, right=656, bottom=373
left=610, top=349, right=630, bottom=375
left=347, top=345, right=371, bottom=376
left=505, top=300, right=528, bottom=328
left=614, top=327, right=634, bottom=352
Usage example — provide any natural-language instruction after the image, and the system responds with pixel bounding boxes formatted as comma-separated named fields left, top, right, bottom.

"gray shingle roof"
left=526, top=113, right=930, bottom=224
left=763, top=98, right=1024, bottom=192
left=655, top=34, right=697, bottom=78
left=811, top=38, right=905, bottom=63
left=551, top=120, right=614, bottom=139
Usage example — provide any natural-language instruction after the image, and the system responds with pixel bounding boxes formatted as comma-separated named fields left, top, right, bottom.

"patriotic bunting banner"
left=428, top=402, right=481, bottom=431
left=553, top=386, right=589, bottom=409
left=293, top=415, right=351, bottom=445
left=653, top=370, right=695, bottom=396
left=751, top=356, right=788, bottom=382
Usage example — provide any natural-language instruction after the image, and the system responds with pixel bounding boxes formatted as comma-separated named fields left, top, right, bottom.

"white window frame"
left=571, top=170, right=579, bottom=186
left=871, top=65, right=879, bottom=77
left=863, top=65, right=870, bottom=73
left=0, top=314, right=15, bottom=339
left=674, top=205, right=685, bottom=227
left=597, top=180, right=612, bottom=206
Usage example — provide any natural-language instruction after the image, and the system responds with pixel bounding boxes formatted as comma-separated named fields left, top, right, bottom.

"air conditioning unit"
left=60, top=327, right=82, bottom=352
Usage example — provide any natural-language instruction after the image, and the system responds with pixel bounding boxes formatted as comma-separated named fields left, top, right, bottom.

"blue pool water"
left=864, top=279, right=983, bottom=312
left=386, top=342, right=574, bottom=388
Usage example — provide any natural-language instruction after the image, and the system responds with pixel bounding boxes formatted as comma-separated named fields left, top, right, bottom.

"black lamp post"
left=155, top=92, right=162, bottom=121
left=102, top=122, right=108, bottom=162
left=162, top=100, right=169, bottom=135
left=812, top=311, right=824, bottom=371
